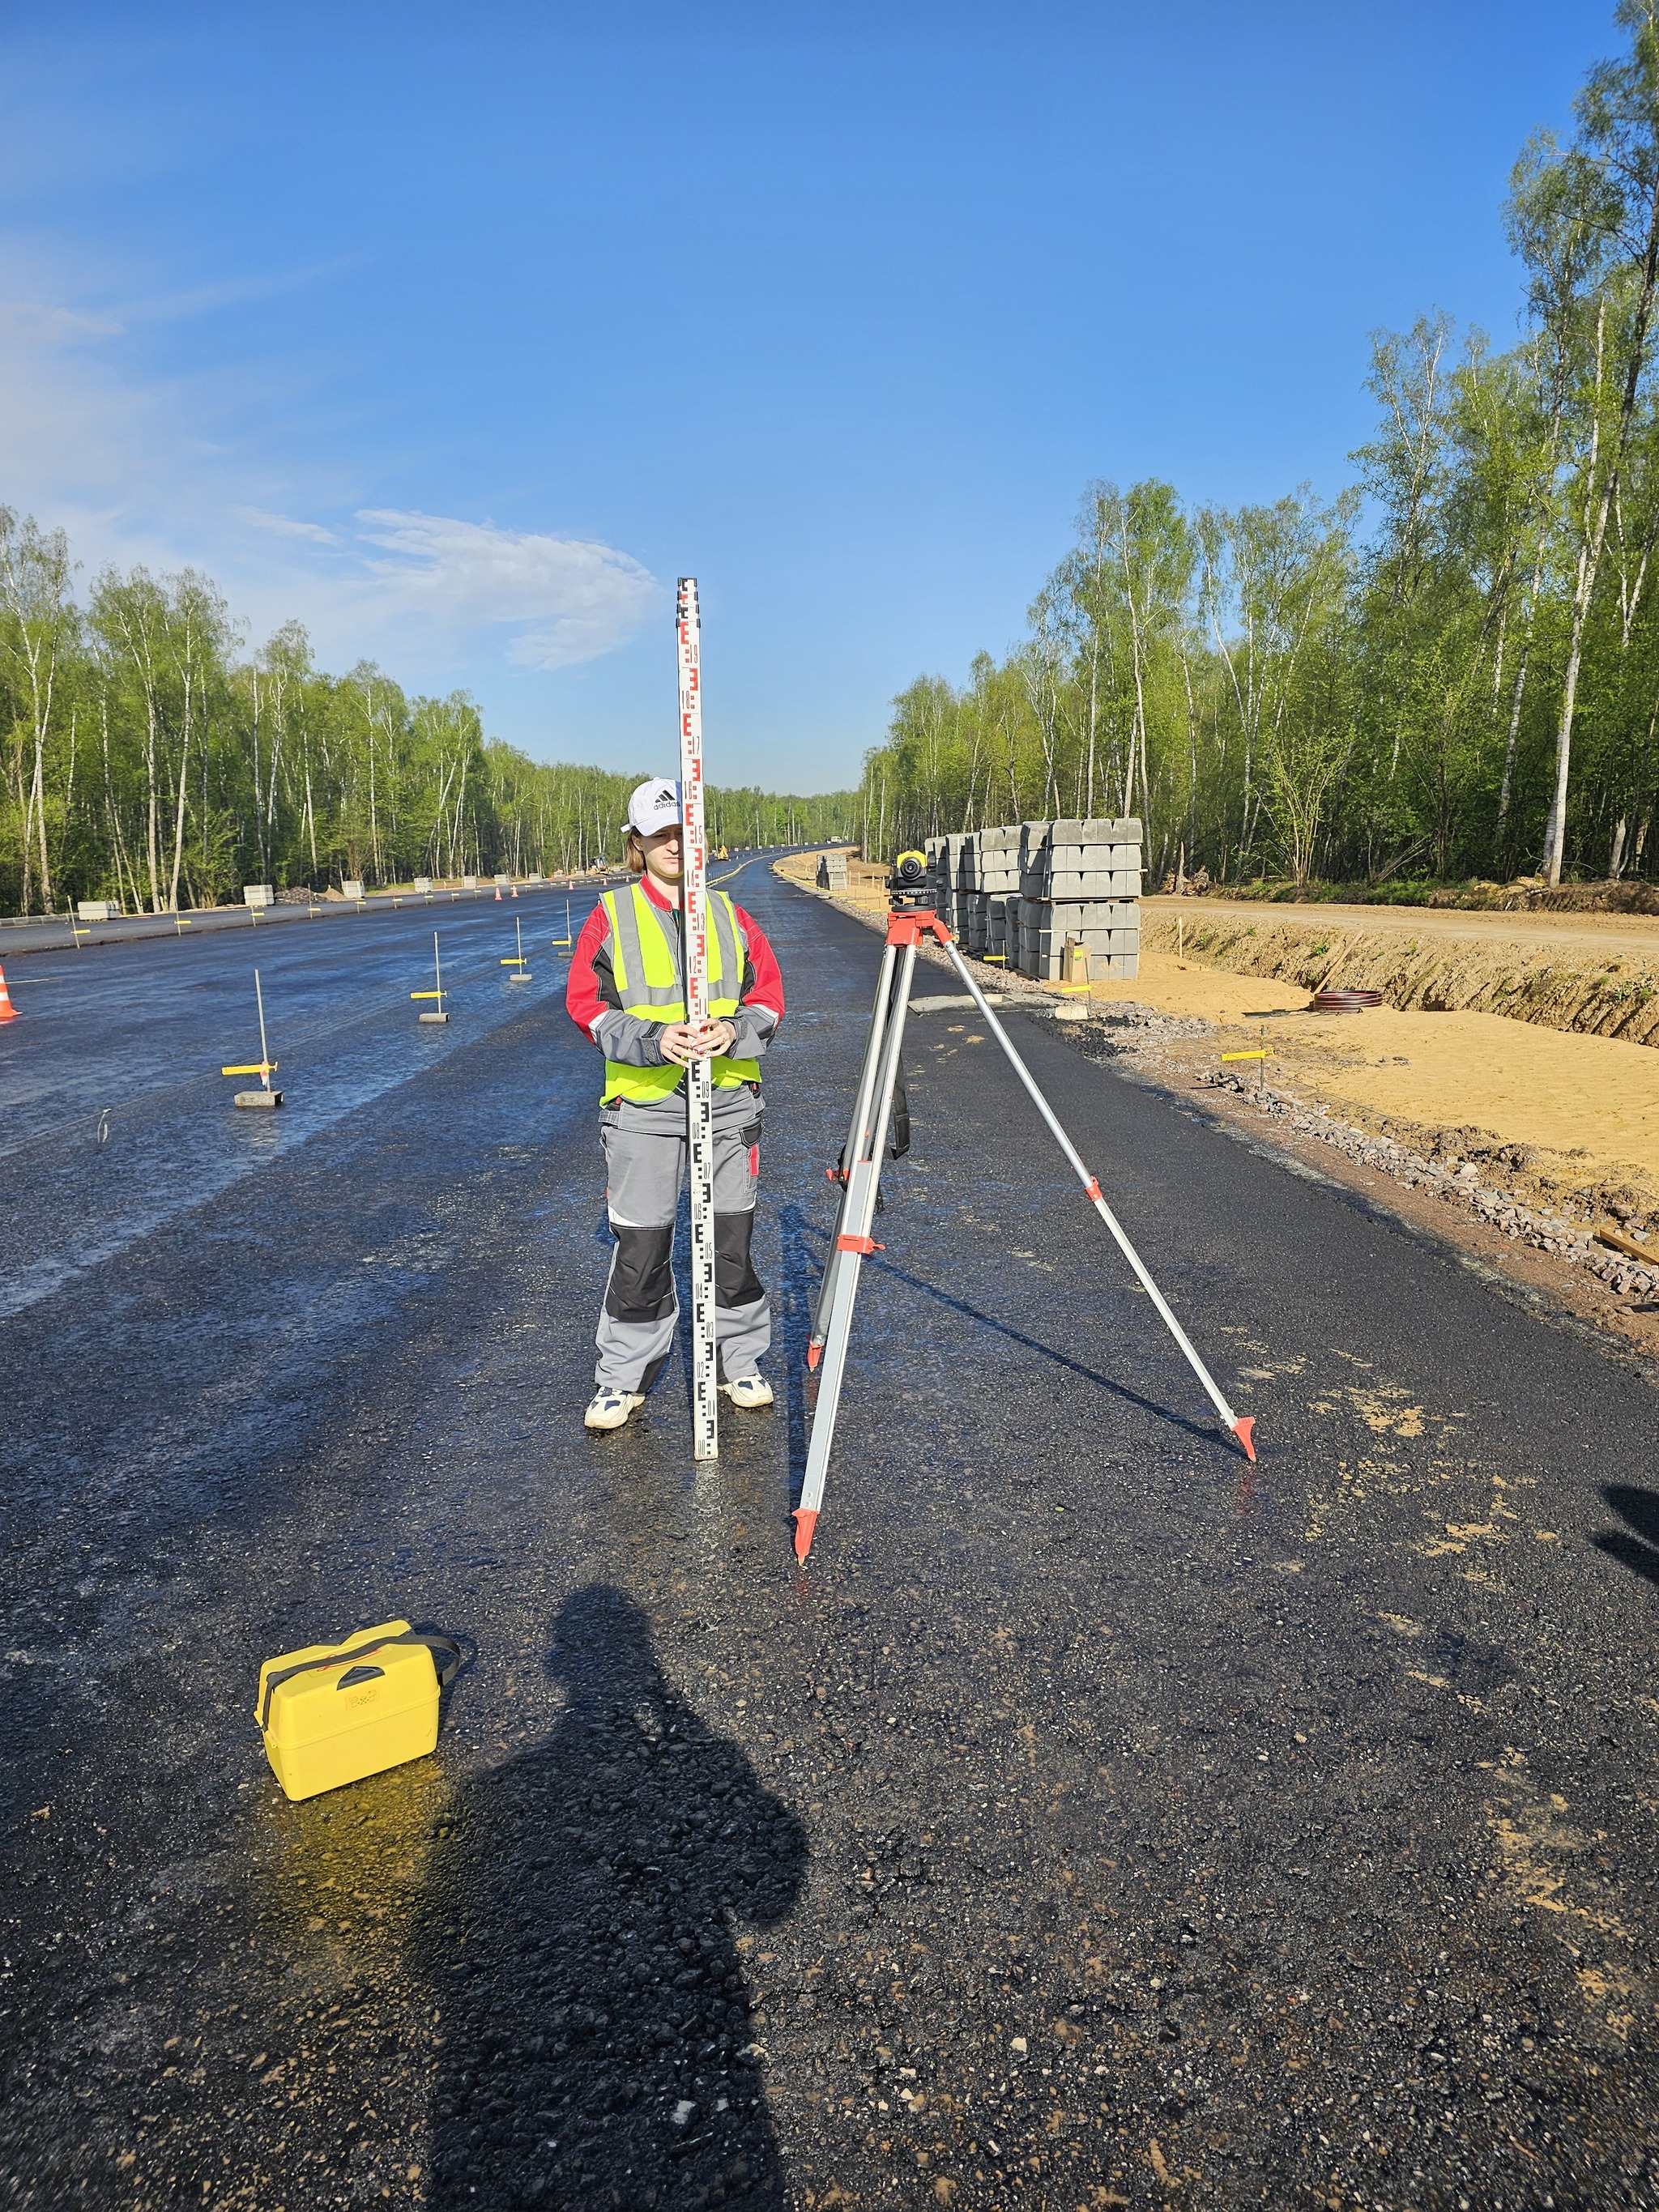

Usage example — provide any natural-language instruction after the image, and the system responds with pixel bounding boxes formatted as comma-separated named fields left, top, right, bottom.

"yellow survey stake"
left=1220, top=1048, right=1270, bottom=1062
left=411, top=989, right=441, bottom=999
left=222, top=1061, right=277, bottom=1076
left=500, top=956, right=525, bottom=965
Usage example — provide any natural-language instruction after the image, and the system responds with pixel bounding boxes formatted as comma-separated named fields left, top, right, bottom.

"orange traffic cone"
left=511, top=884, right=518, bottom=899
left=494, top=885, right=502, bottom=901
left=0, top=964, right=17, bottom=1022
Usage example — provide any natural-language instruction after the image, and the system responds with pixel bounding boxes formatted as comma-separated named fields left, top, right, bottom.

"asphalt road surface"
left=2, top=865, right=1657, bottom=2210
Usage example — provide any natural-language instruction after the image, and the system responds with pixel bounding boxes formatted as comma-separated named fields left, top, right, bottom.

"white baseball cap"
left=625, top=778, right=683, bottom=836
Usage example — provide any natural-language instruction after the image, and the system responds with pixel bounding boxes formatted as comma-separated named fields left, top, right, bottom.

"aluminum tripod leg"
left=793, top=939, right=919, bottom=1558
left=940, top=939, right=1254, bottom=1460
left=809, top=941, right=900, bottom=1362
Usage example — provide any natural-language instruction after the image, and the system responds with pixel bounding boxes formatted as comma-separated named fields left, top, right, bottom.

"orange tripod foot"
left=806, top=1342, right=821, bottom=1371
left=791, top=1508, right=818, bottom=1560
left=1231, top=1417, right=1256, bottom=1462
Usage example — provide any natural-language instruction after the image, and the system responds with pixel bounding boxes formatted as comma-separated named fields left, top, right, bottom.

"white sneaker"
left=584, top=1387, right=645, bottom=1431
left=720, top=1374, right=774, bottom=1410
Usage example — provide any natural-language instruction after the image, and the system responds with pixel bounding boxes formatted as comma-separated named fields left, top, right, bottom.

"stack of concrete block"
left=978, top=828, right=1021, bottom=892
left=945, top=833, right=972, bottom=944
left=816, top=850, right=850, bottom=891
left=1015, top=821, right=1050, bottom=975
left=908, top=822, right=1141, bottom=975
left=921, top=822, right=1138, bottom=979
left=1010, top=817, right=1141, bottom=980
left=972, top=829, right=1019, bottom=963
left=953, top=834, right=988, bottom=953
left=927, top=834, right=966, bottom=935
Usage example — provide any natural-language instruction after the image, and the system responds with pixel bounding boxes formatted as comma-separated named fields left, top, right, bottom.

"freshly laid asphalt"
left=2, top=863, right=1657, bottom=2210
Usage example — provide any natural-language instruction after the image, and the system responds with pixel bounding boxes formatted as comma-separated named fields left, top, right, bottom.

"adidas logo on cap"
left=626, top=778, right=684, bottom=833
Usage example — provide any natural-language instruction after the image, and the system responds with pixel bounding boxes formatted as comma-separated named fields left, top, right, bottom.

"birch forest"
left=0, top=538, right=858, bottom=916
left=863, top=3, right=1659, bottom=895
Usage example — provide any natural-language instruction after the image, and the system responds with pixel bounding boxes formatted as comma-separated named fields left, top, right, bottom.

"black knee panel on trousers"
left=714, top=1210, right=765, bottom=1308
left=606, top=1225, right=676, bottom=1322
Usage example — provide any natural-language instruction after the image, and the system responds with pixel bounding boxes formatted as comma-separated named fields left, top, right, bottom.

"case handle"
left=259, top=1630, right=462, bottom=1731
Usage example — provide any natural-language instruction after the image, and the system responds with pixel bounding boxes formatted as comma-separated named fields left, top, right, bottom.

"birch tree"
left=0, top=509, right=75, bottom=912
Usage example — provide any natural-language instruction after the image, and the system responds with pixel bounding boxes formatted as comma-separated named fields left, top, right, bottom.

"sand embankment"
left=1141, top=895, right=1659, bottom=1046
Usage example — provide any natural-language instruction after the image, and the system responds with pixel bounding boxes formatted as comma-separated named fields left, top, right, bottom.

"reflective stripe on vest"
left=600, top=881, right=761, bottom=1103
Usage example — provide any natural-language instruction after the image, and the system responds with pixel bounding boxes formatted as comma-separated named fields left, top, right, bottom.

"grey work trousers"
left=595, top=1117, right=770, bottom=1392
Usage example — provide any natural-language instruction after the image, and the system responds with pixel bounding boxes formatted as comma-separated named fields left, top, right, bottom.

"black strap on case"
left=259, top=1630, right=462, bottom=1732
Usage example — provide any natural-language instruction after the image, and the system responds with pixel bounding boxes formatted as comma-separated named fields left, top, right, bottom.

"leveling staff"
left=566, top=778, right=785, bottom=1432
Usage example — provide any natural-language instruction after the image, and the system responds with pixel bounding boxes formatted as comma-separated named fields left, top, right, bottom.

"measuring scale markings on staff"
left=678, top=574, right=720, bottom=1466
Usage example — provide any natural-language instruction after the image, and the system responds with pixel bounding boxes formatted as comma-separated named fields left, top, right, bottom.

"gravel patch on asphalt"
left=1050, top=1007, right=1659, bottom=1314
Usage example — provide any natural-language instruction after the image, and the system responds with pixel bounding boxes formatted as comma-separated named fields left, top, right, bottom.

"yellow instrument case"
left=257, top=1618, right=461, bottom=1802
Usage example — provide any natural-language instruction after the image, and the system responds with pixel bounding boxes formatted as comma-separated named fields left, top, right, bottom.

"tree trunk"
left=1544, top=154, right=1659, bottom=880
left=145, top=692, right=161, bottom=912
left=30, top=714, right=53, bottom=912
left=167, top=729, right=190, bottom=913
left=1495, top=601, right=1537, bottom=848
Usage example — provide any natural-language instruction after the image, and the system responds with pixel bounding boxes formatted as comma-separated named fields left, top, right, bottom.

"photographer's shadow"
left=418, top=1586, right=806, bottom=2208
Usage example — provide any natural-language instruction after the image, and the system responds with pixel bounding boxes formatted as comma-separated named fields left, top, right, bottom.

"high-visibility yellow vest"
left=599, top=881, right=762, bottom=1105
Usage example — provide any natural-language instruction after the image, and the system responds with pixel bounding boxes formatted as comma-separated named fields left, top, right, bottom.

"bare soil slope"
left=1144, top=893, right=1659, bottom=1045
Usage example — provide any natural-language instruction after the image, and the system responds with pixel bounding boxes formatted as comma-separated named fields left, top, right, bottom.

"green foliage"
left=860, top=6, right=1659, bottom=893
left=0, top=527, right=857, bottom=914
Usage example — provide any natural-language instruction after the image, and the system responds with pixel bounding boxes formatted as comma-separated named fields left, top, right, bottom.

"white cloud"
left=0, top=248, right=659, bottom=687
left=233, top=506, right=339, bottom=544
left=353, top=509, right=659, bottom=671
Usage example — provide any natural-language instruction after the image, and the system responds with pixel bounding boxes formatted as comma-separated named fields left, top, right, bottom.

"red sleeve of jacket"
left=565, top=901, right=613, bottom=1045
left=733, top=901, right=785, bottom=1022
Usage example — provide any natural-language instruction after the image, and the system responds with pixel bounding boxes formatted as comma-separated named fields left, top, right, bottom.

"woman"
left=565, top=778, right=786, bottom=1431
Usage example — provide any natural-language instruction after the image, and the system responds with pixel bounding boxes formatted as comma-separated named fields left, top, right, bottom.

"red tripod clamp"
left=885, top=906, right=953, bottom=948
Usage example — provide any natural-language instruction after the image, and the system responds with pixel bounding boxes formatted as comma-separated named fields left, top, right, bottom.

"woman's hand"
left=659, top=1018, right=736, bottom=1064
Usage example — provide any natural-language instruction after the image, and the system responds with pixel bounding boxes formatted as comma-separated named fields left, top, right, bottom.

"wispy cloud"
left=234, top=506, right=339, bottom=544
left=353, top=509, right=659, bottom=671
left=0, top=249, right=659, bottom=688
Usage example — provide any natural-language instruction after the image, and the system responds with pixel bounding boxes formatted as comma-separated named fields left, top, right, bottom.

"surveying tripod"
left=791, top=852, right=1256, bottom=1560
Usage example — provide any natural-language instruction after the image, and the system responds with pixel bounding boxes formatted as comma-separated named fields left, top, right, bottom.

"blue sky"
left=0, top=0, right=1619, bottom=791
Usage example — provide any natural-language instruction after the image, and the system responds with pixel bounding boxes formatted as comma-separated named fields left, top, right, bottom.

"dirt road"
left=1147, top=892, right=1659, bottom=961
